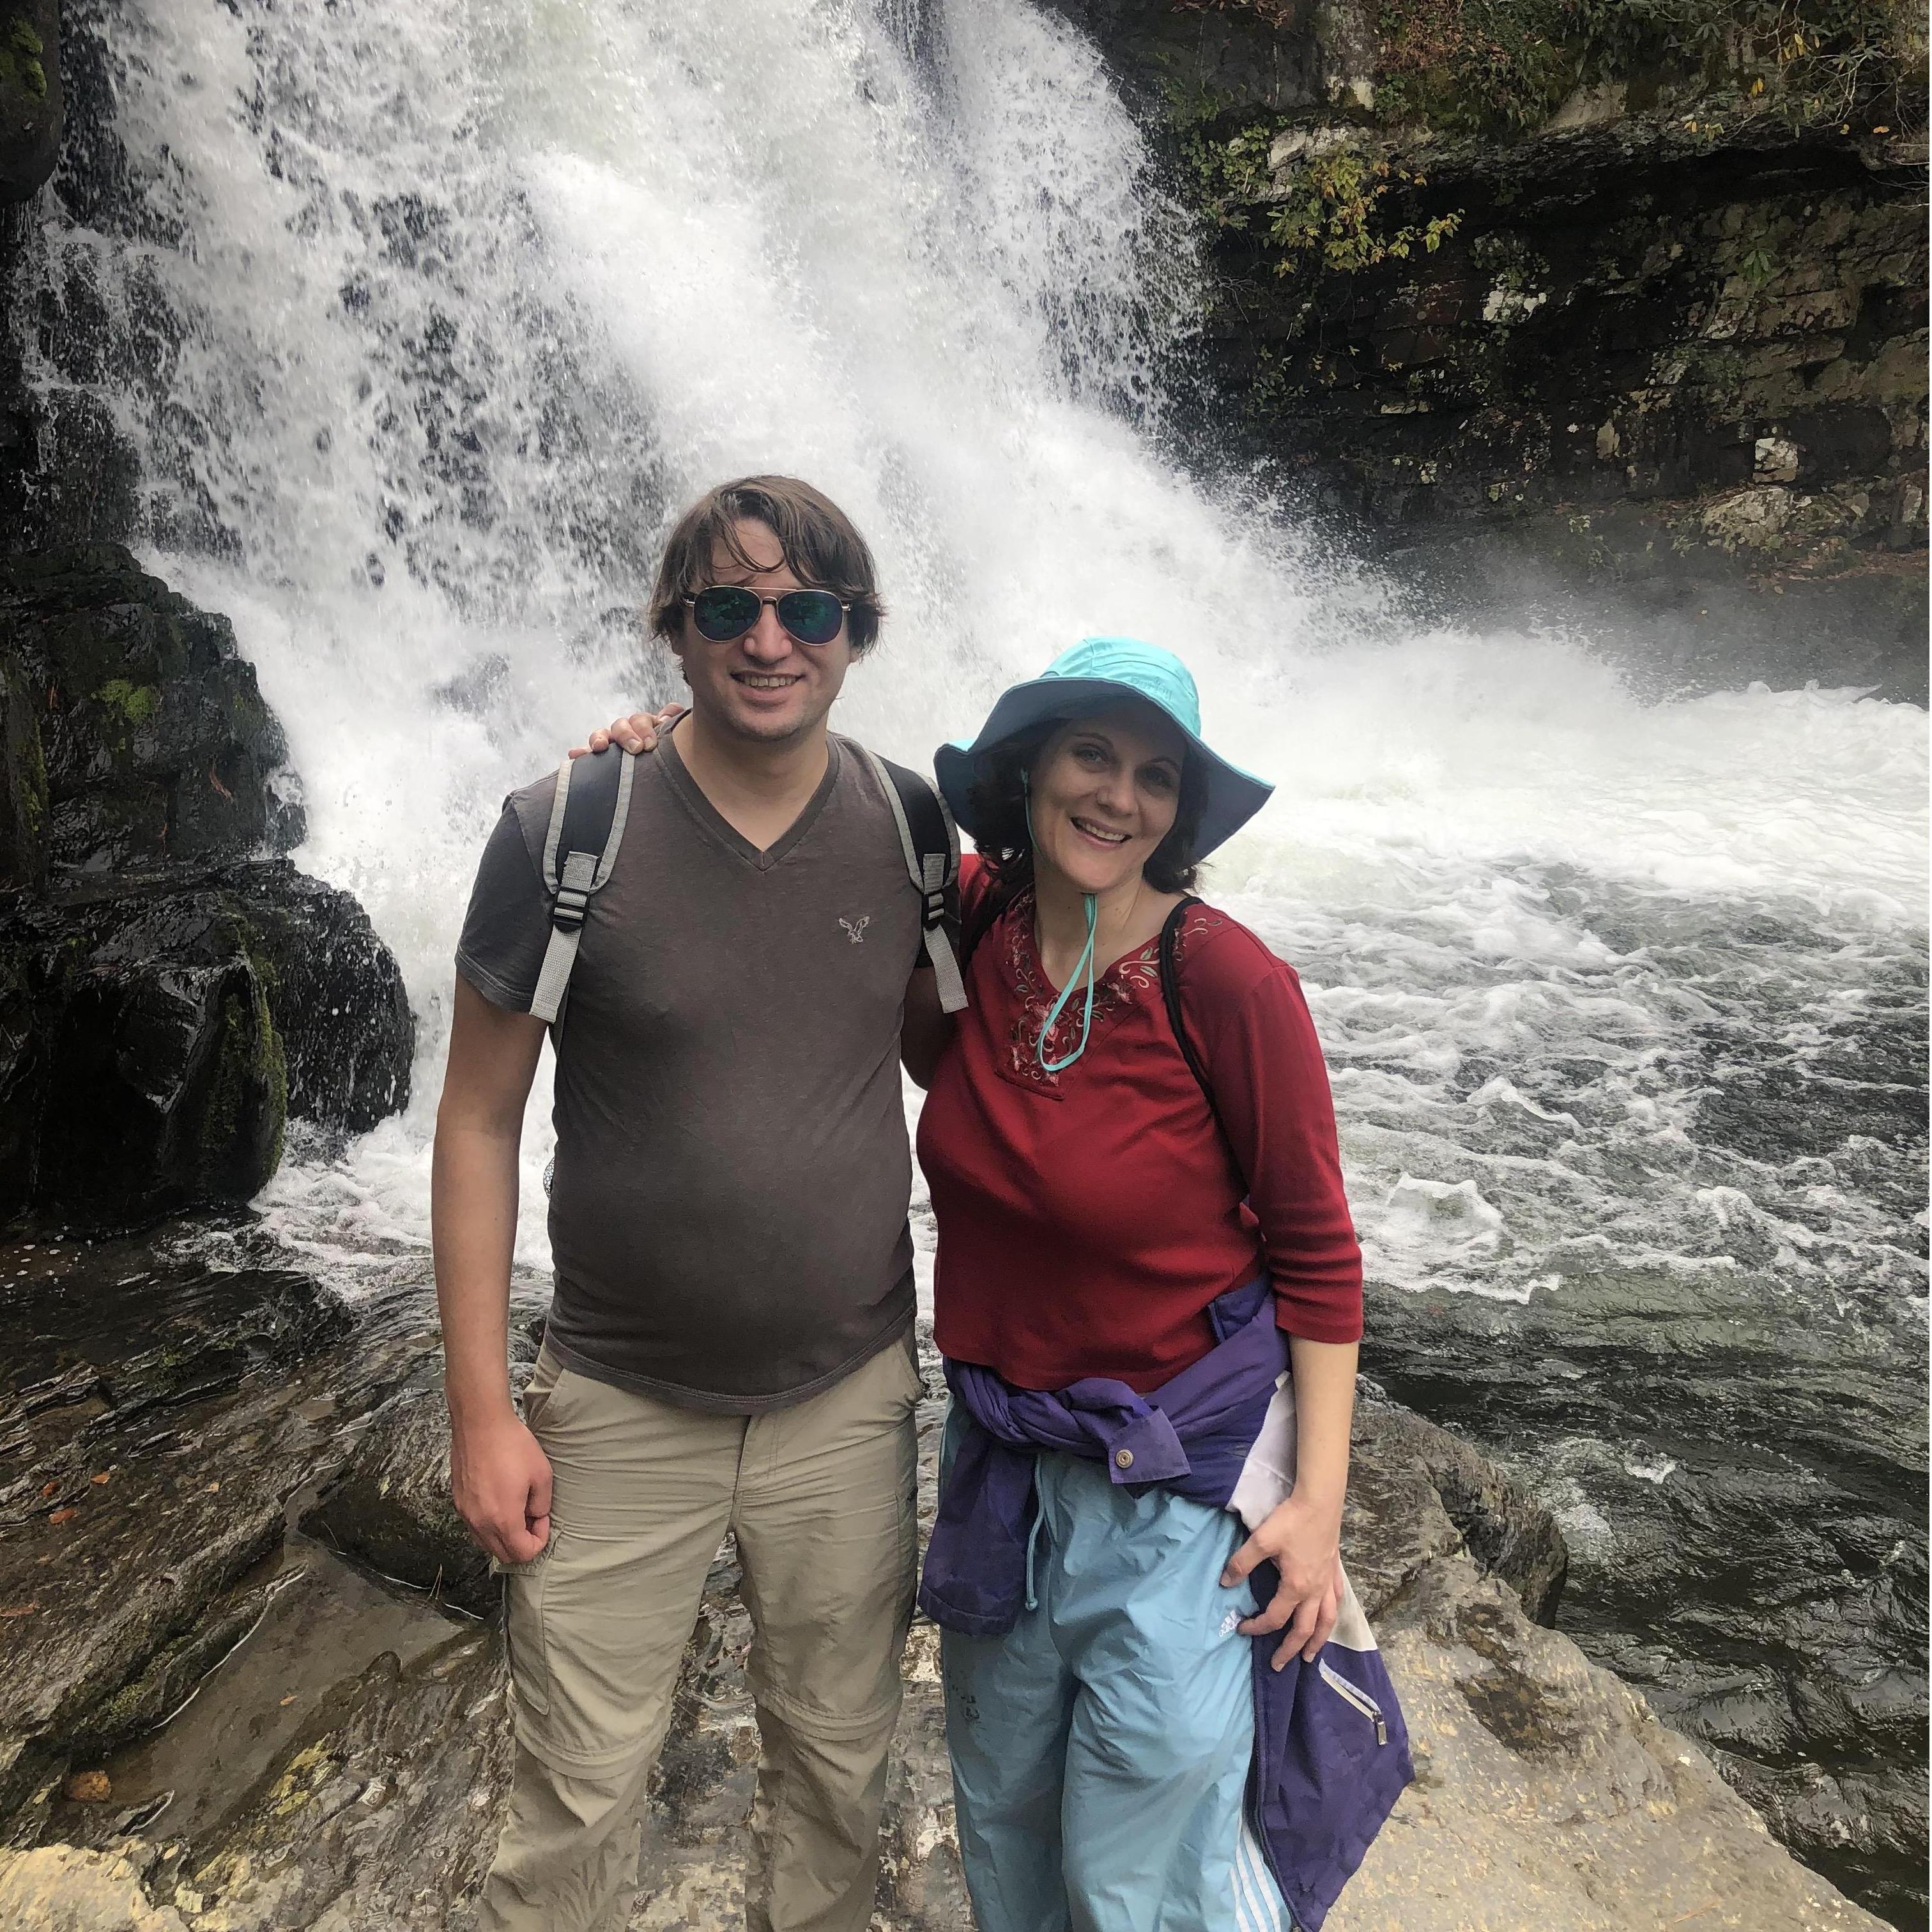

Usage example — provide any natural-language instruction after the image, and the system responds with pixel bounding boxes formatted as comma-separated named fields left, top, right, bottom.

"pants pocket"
left=899, top=1324, right=927, bottom=1405
left=517, top=1338, right=567, bottom=1436
left=500, top=1537, right=555, bottom=1719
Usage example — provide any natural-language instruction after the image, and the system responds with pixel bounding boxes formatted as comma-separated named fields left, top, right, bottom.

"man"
left=433, top=476, right=950, bottom=1931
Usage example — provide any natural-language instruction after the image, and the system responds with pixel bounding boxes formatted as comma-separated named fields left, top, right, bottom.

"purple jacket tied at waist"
left=919, top=1277, right=1414, bottom=1932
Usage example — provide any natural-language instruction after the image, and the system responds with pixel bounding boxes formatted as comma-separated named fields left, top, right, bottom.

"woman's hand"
left=1221, top=1490, right=1346, bottom=1669
left=566, top=703, right=686, bottom=759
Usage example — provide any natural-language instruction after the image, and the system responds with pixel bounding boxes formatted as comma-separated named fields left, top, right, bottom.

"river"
left=20, top=0, right=1929, bottom=1920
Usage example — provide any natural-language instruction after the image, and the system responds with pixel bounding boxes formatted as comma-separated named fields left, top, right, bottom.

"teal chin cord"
left=1036, top=889, right=1098, bottom=1071
left=1027, top=788, right=1099, bottom=1071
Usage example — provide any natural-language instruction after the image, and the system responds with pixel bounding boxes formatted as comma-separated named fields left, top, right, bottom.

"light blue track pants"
left=939, top=1421, right=1291, bottom=1932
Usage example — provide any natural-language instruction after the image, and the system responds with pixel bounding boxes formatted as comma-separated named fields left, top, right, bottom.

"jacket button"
left=1114, top=1448, right=1134, bottom=1470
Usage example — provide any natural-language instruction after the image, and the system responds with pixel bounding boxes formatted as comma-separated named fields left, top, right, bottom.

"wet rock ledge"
left=0, top=546, right=413, bottom=1227
left=0, top=1236, right=1888, bottom=1931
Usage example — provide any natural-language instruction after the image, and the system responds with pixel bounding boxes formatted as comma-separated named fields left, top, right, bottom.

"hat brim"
left=935, top=676, right=1273, bottom=862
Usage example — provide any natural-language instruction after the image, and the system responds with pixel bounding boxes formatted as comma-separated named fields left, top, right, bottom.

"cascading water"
left=19, top=0, right=1927, bottom=1919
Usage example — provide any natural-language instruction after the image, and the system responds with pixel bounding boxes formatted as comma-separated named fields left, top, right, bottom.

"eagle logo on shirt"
left=839, top=915, right=871, bottom=945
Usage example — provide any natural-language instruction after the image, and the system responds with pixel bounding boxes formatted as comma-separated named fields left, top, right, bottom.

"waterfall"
left=17, top=0, right=1927, bottom=1908
left=33, top=0, right=1920, bottom=1293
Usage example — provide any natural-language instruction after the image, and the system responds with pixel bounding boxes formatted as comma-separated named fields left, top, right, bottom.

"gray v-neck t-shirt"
left=455, top=728, right=923, bottom=1411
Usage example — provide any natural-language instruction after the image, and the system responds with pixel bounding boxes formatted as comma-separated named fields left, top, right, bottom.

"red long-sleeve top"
left=917, top=855, right=1364, bottom=1393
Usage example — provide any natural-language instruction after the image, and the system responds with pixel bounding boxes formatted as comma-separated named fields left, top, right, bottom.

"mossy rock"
left=0, top=860, right=413, bottom=1226
left=0, top=545, right=304, bottom=882
left=30, top=953, right=288, bottom=1225
left=0, top=0, right=61, bottom=201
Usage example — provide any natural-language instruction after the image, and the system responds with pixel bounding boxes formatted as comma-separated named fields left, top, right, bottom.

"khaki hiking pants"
left=477, top=1329, right=923, bottom=1932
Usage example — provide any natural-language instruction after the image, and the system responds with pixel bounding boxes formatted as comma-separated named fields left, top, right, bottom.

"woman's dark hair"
left=648, top=475, right=886, bottom=655
left=963, top=714, right=1208, bottom=923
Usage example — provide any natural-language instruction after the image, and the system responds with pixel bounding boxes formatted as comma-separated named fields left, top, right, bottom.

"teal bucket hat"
left=934, top=636, right=1274, bottom=862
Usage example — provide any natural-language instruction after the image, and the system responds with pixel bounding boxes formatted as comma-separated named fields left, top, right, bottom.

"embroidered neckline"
left=992, top=889, right=1225, bottom=1094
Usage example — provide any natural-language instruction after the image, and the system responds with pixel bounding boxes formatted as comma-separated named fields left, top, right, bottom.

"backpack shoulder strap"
left=959, top=870, right=1008, bottom=969
left=1163, top=887, right=1257, bottom=1155
left=1160, top=898, right=1257, bottom=1203
left=1158, top=897, right=1215, bottom=1107
left=863, top=749, right=969, bottom=1015
left=530, top=746, right=636, bottom=1027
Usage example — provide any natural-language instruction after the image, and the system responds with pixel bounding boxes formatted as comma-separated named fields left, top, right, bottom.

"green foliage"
left=1268, top=153, right=1464, bottom=270
left=1176, top=119, right=1279, bottom=232
left=1179, top=118, right=1462, bottom=274
left=1572, top=0, right=1915, bottom=129
left=1, top=16, right=47, bottom=100
left=1374, top=0, right=1582, bottom=130
left=94, top=678, right=160, bottom=724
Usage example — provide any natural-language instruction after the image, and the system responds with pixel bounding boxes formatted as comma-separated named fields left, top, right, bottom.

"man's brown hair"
left=648, top=476, right=886, bottom=656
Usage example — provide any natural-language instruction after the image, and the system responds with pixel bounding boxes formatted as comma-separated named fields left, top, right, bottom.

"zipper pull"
left=1375, top=1717, right=1388, bottom=1745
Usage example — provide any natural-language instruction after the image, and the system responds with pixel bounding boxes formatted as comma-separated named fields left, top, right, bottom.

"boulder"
left=0, top=1844, right=188, bottom=1931
left=0, top=546, right=302, bottom=887
left=301, top=1321, right=544, bottom=1620
left=0, top=862, right=413, bottom=1225
left=0, top=1232, right=489, bottom=1840
left=0, top=548, right=412, bottom=1226
left=1328, top=1559, right=1887, bottom=1931
left=1346, top=1394, right=1567, bottom=1626
left=0, top=0, right=61, bottom=204
left=243, top=1346, right=1878, bottom=1931
left=0, top=1304, right=1895, bottom=1930
left=1066, top=7, right=1927, bottom=698
left=144, top=1634, right=514, bottom=1932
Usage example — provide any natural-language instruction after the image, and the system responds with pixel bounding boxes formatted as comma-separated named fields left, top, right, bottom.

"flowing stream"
left=19, top=0, right=1928, bottom=1919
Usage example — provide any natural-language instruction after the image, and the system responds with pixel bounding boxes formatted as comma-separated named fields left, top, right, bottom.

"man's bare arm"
left=431, top=976, right=552, bottom=1564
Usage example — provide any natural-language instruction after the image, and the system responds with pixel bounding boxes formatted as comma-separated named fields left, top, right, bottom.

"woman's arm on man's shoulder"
left=566, top=703, right=686, bottom=758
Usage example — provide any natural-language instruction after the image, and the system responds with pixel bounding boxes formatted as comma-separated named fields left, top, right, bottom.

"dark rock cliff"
left=1, top=13, right=414, bottom=1230
left=1052, top=0, right=1928, bottom=698
left=0, top=548, right=413, bottom=1228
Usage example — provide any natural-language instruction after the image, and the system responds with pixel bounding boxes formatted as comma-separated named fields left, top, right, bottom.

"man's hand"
left=1220, top=1491, right=1346, bottom=1669
left=450, top=1408, right=554, bottom=1565
left=567, top=703, right=686, bottom=759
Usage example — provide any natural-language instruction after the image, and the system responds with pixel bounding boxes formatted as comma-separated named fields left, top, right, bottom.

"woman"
left=913, top=637, right=1407, bottom=1932
left=580, top=636, right=1408, bottom=1929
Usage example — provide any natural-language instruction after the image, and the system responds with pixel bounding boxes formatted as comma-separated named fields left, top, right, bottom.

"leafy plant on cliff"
left=1180, top=120, right=1462, bottom=272
left=1270, top=153, right=1464, bottom=268
left=1373, top=0, right=1583, bottom=130
left=1178, top=118, right=1279, bottom=230
left=1574, top=0, right=1919, bottom=130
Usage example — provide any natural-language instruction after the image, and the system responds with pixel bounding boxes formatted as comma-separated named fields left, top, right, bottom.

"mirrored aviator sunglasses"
left=686, top=585, right=850, bottom=647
